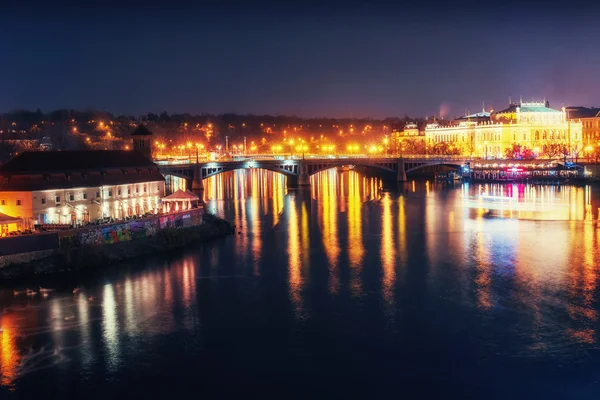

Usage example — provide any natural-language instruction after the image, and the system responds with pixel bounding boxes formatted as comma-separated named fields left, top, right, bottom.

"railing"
left=158, top=154, right=474, bottom=165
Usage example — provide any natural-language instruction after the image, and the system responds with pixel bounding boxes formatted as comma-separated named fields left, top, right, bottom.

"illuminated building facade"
left=579, top=114, right=600, bottom=146
left=0, top=150, right=165, bottom=228
left=425, top=101, right=583, bottom=158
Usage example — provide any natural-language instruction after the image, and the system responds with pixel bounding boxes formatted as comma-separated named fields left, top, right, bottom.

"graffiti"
left=144, top=221, right=156, bottom=236
left=130, top=222, right=147, bottom=240
left=116, top=224, right=132, bottom=242
left=79, top=229, right=102, bottom=246
left=101, top=227, right=118, bottom=244
left=72, top=210, right=202, bottom=247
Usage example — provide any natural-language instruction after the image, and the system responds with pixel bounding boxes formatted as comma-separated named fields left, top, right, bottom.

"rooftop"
left=0, top=150, right=157, bottom=174
left=131, top=124, right=152, bottom=136
left=496, top=101, right=562, bottom=114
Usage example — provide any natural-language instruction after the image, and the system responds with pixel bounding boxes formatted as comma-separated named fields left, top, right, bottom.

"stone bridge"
left=158, top=156, right=469, bottom=191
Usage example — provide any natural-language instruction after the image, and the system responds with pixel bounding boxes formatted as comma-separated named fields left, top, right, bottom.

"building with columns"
left=425, top=101, right=583, bottom=158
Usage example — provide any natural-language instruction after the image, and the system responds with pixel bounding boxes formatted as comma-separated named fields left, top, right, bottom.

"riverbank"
left=0, top=213, right=235, bottom=280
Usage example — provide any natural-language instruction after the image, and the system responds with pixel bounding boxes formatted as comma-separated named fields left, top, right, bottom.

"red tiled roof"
left=0, top=151, right=164, bottom=191
left=0, top=150, right=156, bottom=174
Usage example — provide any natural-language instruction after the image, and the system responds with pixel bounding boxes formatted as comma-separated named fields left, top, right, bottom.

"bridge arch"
left=306, top=160, right=397, bottom=178
left=405, top=161, right=464, bottom=173
left=199, top=163, right=299, bottom=180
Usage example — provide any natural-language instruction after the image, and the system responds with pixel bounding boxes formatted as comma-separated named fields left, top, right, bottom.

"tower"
left=131, top=124, right=153, bottom=159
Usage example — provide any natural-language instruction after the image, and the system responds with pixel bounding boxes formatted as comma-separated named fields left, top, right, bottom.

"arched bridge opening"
left=405, top=162, right=464, bottom=177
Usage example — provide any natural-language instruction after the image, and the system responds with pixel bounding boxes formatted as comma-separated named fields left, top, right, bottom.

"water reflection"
left=2, top=171, right=600, bottom=394
left=380, top=194, right=395, bottom=306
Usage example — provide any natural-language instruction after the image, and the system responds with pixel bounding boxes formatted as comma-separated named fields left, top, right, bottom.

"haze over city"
left=2, top=0, right=600, bottom=118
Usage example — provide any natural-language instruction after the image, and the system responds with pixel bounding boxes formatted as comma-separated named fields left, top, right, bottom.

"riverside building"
left=0, top=125, right=165, bottom=231
left=425, top=101, right=583, bottom=158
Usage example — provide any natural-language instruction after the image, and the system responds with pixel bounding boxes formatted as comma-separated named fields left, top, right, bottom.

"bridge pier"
left=191, top=164, right=204, bottom=193
left=397, top=159, right=407, bottom=182
left=286, top=176, right=299, bottom=190
left=297, top=160, right=310, bottom=187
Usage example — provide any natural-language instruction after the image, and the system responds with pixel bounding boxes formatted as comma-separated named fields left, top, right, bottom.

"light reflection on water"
left=2, top=170, right=600, bottom=396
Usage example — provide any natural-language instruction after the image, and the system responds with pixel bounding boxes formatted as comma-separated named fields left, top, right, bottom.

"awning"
left=162, top=189, right=200, bottom=201
left=0, top=212, right=20, bottom=225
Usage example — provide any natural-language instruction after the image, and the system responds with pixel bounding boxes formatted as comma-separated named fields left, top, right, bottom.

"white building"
left=0, top=149, right=165, bottom=227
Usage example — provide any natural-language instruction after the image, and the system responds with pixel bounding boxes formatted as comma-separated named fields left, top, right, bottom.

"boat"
left=39, top=287, right=55, bottom=293
left=435, top=171, right=462, bottom=181
left=13, top=289, right=27, bottom=296
left=26, top=289, right=38, bottom=296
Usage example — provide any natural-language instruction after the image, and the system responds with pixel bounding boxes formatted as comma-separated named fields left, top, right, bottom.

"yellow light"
left=585, top=146, right=594, bottom=152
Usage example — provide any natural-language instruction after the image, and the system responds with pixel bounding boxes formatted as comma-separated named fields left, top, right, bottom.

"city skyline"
left=2, top=1, right=600, bottom=118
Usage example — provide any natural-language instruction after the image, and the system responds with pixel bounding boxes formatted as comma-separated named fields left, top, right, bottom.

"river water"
left=2, top=170, right=600, bottom=398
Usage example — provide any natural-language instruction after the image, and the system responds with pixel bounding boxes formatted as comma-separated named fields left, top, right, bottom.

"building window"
left=96, top=192, right=100, bottom=198
left=41, top=198, right=46, bottom=205
left=144, top=185, right=147, bottom=193
left=69, top=194, right=74, bottom=201
left=56, top=196, right=61, bottom=203
left=136, top=187, right=139, bottom=193
left=82, top=193, right=87, bottom=200
left=108, top=190, right=113, bottom=197
left=128, top=189, right=131, bottom=195
left=0, top=199, right=5, bottom=206
left=16, top=200, right=21, bottom=206
left=118, top=189, right=122, bottom=196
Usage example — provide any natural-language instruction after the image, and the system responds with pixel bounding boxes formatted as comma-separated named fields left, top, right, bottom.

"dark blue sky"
left=2, top=0, right=600, bottom=118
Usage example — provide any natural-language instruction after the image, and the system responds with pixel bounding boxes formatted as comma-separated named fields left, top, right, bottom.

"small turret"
left=131, top=124, right=153, bottom=159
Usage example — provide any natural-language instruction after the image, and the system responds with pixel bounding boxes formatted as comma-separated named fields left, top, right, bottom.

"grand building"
left=425, top=101, right=583, bottom=158
left=0, top=125, right=165, bottom=231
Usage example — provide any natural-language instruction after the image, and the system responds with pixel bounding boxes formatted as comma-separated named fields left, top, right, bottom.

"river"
left=2, top=170, right=600, bottom=398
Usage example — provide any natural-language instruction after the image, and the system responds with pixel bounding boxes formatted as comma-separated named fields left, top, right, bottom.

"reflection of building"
left=425, top=101, right=583, bottom=158
left=0, top=151, right=165, bottom=227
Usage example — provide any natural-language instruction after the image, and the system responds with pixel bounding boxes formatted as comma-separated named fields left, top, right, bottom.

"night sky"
left=2, top=0, right=600, bottom=118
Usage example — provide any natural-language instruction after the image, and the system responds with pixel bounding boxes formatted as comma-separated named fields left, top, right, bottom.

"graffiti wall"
left=74, top=209, right=203, bottom=247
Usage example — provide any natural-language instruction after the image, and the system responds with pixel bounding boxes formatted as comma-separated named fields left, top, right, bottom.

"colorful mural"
left=74, top=209, right=203, bottom=247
